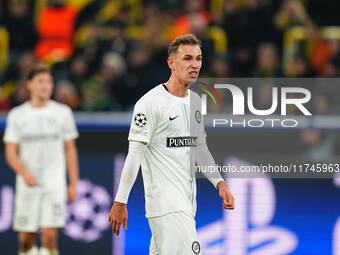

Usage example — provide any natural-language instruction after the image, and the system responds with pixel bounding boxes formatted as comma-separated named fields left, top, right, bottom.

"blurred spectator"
left=117, top=44, right=156, bottom=110
left=274, top=0, right=310, bottom=31
left=102, top=21, right=131, bottom=57
left=312, top=91, right=339, bottom=115
left=78, top=22, right=104, bottom=72
left=300, top=129, right=336, bottom=161
left=68, top=54, right=89, bottom=92
left=35, top=0, right=105, bottom=64
left=9, top=79, right=30, bottom=108
left=103, top=51, right=126, bottom=78
left=211, top=0, right=237, bottom=25
left=321, top=58, right=339, bottom=77
left=170, top=0, right=210, bottom=41
left=168, top=0, right=214, bottom=72
left=7, top=51, right=37, bottom=80
left=82, top=20, right=135, bottom=73
left=0, top=51, right=37, bottom=109
left=143, top=5, right=169, bottom=50
left=1, top=0, right=37, bottom=60
left=320, top=46, right=340, bottom=77
left=289, top=55, right=315, bottom=77
left=219, top=0, right=238, bottom=35
left=80, top=52, right=125, bottom=111
left=209, top=55, right=230, bottom=77
left=54, top=79, right=80, bottom=110
left=305, top=24, right=340, bottom=75
left=253, top=43, right=283, bottom=77
left=220, top=0, right=276, bottom=76
left=219, top=0, right=238, bottom=29
left=35, top=0, right=79, bottom=63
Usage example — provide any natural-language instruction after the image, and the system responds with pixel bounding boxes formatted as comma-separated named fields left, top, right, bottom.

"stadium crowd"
left=0, top=0, right=340, bottom=113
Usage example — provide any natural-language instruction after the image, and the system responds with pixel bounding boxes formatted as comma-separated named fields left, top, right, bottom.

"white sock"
left=39, top=247, right=59, bottom=255
left=19, top=246, right=38, bottom=255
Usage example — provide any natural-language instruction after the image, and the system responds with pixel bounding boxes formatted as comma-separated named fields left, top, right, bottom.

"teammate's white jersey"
left=3, top=100, right=78, bottom=193
left=128, top=84, right=205, bottom=218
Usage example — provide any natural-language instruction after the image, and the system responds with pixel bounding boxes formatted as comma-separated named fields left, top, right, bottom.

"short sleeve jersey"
left=3, top=100, right=78, bottom=193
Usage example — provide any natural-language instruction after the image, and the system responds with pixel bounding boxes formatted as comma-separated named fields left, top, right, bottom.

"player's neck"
left=164, top=77, right=189, bottom=98
left=29, top=97, right=49, bottom=108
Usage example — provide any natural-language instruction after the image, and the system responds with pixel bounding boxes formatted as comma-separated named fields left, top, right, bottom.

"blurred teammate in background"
left=3, top=64, right=79, bottom=255
left=109, top=34, right=234, bottom=254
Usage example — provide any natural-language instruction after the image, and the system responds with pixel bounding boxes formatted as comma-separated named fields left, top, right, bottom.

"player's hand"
left=217, top=181, right=235, bottom=210
left=68, top=184, right=77, bottom=204
left=22, top=172, right=38, bottom=187
left=109, top=202, right=128, bottom=236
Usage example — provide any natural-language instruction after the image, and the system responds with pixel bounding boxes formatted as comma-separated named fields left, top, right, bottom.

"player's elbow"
left=5, top=143, right=17, bottom=165
left=64, top=140, right=77, bottom=153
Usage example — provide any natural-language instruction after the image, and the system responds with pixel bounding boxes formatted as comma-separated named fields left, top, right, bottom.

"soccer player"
left=109, top=34, right=234, bottom=254
left=3, top=64, right=79, bottom=255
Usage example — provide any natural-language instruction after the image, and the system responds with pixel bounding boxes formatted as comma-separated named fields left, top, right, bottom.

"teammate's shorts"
left=148, top=211, right=201, bottom=255
left=13, top=190, right=66, bottom=232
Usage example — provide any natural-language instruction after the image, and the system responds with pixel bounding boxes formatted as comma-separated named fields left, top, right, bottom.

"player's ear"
left=167, top=57, right=175, bottom=71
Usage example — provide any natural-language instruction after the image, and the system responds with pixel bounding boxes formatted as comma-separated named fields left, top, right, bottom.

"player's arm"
left=65, top=139, right=79, bottom=204
left=62, top=106, right=79, bottom=203
left=109, top=97, right=155, bottom=235
left=4, top=111, right=37, bottom=186
left=109, top=140, right=147, bottom=235
left=5, top=142, right=38, bottom=186
left=195, top=142, right=234, bottom=209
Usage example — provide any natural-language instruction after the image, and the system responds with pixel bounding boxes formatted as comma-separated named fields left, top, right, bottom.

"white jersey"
left=128, top=84, right=205, bottom=218
left=3, top=100, right=78, bottom=193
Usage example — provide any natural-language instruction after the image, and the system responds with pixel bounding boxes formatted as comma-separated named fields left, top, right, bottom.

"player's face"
left=171, top=44, right=202, bottom=84
left=28, top=72, right=53, bottom=102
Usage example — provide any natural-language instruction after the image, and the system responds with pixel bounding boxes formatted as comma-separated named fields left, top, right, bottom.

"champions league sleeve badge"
left=134, top=113, right=147, bottom=128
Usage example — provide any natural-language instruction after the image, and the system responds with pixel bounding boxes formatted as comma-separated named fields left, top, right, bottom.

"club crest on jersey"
left=167, top=136, right=197, bottom=147
left=134, top=113, right=147, bottom=128
left=18, top=216, right=28, bottom=226
left=192, top=241, right=200, bottom=254
left=195, top=110, right=201, bottom=123
left=48, top=117, right=56, bottom=125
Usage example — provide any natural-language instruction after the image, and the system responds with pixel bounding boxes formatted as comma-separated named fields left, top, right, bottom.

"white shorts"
left=148, top=212, right=201, bottom=255
left=13, top=190, right=66, bottom=232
